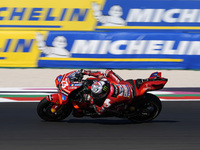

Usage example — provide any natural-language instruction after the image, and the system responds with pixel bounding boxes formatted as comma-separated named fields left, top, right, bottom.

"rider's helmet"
left=91, top=81, right=110, bottom=104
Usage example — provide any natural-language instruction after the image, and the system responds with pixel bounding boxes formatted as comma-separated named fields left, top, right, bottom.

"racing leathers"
left=83, top=70, right=134, bottom=115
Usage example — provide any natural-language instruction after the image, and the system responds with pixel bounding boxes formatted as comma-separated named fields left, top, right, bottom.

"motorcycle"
left=37, top=69, right=168, bottom=123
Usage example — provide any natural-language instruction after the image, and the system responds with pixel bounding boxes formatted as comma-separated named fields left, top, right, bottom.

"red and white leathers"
left=84, top=70, right=134, bottom=115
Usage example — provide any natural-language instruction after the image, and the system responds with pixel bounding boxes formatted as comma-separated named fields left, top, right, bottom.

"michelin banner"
left=0, top=0, right=200, bottom=69
left=0, top=31, right=200, bottom=69
left=1, top=0, right=200, bottom=32
left=37, top=31, right=200, bottom=69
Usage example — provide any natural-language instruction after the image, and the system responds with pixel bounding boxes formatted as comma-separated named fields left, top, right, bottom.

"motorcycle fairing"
left=46, top=93, right=60, bottom=104
left=55, top=75, right=63, bottom=88
left=48, top=71, right=84, bottom=105
left=46, top=93, right=70, bottom=104
left=134, top=72, right=168, bottom=96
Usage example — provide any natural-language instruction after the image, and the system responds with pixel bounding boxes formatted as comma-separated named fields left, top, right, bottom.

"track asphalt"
left=0, top=99, right=200, bottom=149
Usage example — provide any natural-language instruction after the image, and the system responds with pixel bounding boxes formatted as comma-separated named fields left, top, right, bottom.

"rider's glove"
left=83, top=70, right=91, bottom=76
left=87, top=95, right=94, bottom=104
left=93, top=105, right=105, bottom=115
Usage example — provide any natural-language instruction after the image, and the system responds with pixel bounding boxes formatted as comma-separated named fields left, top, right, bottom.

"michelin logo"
left=92, top=2, right=200, bottom=25
left=36, top=33, right=71, bottom=58
left=71, top=40, right=200, bottom=55
left=92, top=2, right=126, bottom=26
left=126, top=9, right=200, bottom=23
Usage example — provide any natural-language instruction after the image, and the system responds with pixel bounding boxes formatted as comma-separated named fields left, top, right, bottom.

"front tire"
left=128, top=93, right=162, bottom=123
left=37, top=98, right=72, bottom=121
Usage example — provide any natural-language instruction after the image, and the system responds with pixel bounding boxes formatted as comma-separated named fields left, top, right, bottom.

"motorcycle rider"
left=83, top=70, right=135, bottom=115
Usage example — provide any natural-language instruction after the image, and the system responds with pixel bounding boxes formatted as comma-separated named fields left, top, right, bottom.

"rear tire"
left=128, top=93, right=162, bottom=123
left=37, top=98, right=72, bottom=121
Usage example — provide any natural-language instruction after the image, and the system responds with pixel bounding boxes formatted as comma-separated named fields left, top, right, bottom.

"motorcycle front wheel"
left=37, top=98, right=72, bottom=121
left=128, top=93, right=162, bottom=123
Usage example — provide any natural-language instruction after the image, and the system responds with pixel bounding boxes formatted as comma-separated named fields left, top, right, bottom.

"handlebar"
left=80, top=69, right=83, bottom=74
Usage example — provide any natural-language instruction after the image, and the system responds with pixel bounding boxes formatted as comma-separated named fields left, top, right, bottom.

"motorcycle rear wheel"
left=37, top=98, right=72, bottom=121
left=128, top=93, right=162, bottom=123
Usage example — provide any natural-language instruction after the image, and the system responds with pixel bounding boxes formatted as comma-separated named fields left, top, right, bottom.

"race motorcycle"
left=37, top=69, right=168, bottom=123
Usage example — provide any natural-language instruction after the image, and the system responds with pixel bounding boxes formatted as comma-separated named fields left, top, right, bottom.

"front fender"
left=46, top=93, right=66, bottom=105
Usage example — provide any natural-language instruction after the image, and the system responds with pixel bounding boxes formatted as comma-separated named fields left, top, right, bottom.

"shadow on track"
left=47, top=118, right=179, bottom=125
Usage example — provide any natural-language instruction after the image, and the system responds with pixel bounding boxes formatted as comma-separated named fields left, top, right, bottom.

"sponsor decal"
left=122, top=84, right=129, bottom=97
left=61, top=94, right=67, bottom=100
left=68, top=87, right=78, bottom=90
left=91, top=2, right=126, bottom=27
left=102, top=85, right=108, bottom=92
left=61, top=80, right=69, bottom=88
left=115, top=84, right=130, bottom=97
left=48, top=95, right=52, bottom=101
left=36, top=33, right=71, bottom=58
left=118, top=84, right=123, bottom=96
left=70, top=84, right=82, bottom=87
